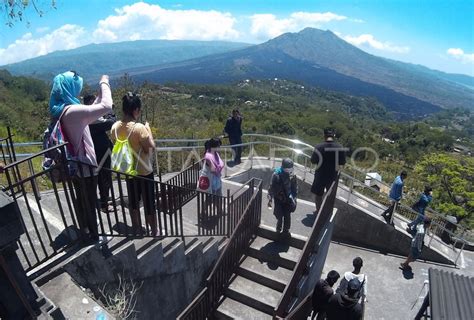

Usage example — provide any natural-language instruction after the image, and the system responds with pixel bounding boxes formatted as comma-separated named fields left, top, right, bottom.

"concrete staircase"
left=51, top=235, right=227, bottom=319
left=215, top=226, right=307, bottom=319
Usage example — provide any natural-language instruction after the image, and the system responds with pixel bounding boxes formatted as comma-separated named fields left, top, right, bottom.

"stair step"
left=133, top=237, right=160, bottom=256
left=185, top=237, right=200, bottom=250
left=215, top=296, right=272, bottom=320
left=185, top=238, right=203, bottom=255
left=204, top=237, right=220, bottom=253
left=236, top=267, right=285, bottom=293
left=225, top=275, right=281, bottom=315
left=238, top=255, right=292, bottom=292
left=100, top=236, right=129, bottom=258
left=248, top=236, right=301, bottom=270
left=162, top=237, right=181, bottom=254
left=257, top=225, right=307, bottom=250
left=38, top=272, right=112, bottom=319
left=202, top=236, right=216, bottom=248
left=218, top=237, right=229, bottom=251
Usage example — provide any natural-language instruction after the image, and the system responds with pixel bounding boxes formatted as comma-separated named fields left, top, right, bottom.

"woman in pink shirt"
left=204, top=138, right=224, bottom=196
left=51, top=72, right=113, bottom=241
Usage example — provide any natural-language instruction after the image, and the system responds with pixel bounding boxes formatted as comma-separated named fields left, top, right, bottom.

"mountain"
left=123, top=28, right=473, bottom=116
left=2, top=40, right=250, bottom=82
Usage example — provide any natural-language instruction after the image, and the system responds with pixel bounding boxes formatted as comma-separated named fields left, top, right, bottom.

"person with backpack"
left=49, top=71, right=113, bottom=242
left=312, top=270, right=340, bottom=320
left=406, top=186, right=433, bottom=234
left=111, top=93, right=157, bottom=236
left=336, top=257, right=367, bottom=303
left=86, top=95, right=116, bottom=214
left=400, top=217, right=431, bottom=270
left=326, top=278, right=363, bottom=320
left=267, top=158, right=298, bottom=238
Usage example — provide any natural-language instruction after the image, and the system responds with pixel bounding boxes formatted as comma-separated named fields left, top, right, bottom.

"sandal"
left=100, top=205, right=114, bottom=213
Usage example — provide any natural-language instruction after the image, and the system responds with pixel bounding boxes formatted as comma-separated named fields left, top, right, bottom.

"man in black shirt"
left=312, top=270, right=340, bottom=320
left=326, top=278, right=363, bottom=320
left=224, top=109, right=243, bottom=164
left=311, top=128, right=346, bottom=213
left=86, top=95, right=116, bottom=213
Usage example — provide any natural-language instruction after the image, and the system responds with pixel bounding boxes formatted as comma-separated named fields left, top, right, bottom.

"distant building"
left=382, top=137, right=395, bottom=144
left=364, top=172, right=390, bottom=193
left=453, top=144, right=471, bottom=155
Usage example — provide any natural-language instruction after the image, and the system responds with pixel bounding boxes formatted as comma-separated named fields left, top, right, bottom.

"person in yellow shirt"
left=111, top=93, right=157, bottom=236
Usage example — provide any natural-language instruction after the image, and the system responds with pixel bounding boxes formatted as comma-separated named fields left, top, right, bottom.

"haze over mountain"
left=2, top=40, right=250, bottom=82
left=3, top=28, right=473, bottom=118
left=124, top=28, right=473, bottom=117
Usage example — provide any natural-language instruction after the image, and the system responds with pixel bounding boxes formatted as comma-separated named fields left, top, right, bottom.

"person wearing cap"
left=312, top=270, right=340, bottom=320
left=267, top=158, right=298, bottom=238
left=310, top=127, right=346, bottom=214
left=223, top=109, right=243, bottom=164
left=400, top=217, right=431, bottom=270
left=336, top=257, right=367, bottom=303
left=406, top=186, right=433, bottom=234
left=381, top=170, right=407, bottom=224
left=326, top=278, right=363, bottom=320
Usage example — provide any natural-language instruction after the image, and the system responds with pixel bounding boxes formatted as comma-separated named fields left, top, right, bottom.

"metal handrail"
left=8, top=135, right=471, bottom=245
left=274, top=175, right=339, bottom=318
left=177, top=178, right=263, bottom=319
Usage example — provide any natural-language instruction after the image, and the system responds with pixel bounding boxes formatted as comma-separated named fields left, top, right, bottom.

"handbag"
left=197, top=161, right=212, bottom=193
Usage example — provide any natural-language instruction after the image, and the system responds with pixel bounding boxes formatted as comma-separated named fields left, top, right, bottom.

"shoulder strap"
left=126, top=122, right=137, bottom=140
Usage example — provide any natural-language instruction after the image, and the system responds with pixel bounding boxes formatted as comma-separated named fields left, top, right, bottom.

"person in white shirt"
left=336, top=257, right=367, bottom=303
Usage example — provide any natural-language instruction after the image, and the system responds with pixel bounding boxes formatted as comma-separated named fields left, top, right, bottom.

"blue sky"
left=0, top=0, right=473, bottom=76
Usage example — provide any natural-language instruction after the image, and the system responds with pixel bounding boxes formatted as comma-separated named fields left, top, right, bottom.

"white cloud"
left=341, top=33, right=410, bottom=53
left=250, top=11, right=347, bottom=40
left=92, top=2, right=239, bottom=43
left=0, top=24, right=86, bottom=65
left=447, top=48, right=474, bottom=63
left=36, top=26, right=50, bottom=33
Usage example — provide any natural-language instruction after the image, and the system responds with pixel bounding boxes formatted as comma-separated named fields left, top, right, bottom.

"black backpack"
left=336, top=275, right=366, bottom=299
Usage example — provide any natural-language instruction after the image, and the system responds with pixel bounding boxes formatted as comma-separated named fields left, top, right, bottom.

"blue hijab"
left=49, top=71, right=83, bottom=119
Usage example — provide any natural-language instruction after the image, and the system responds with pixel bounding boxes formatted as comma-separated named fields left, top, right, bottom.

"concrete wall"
left=294, top=209, right=336, bottom=310
left=63, top=238, right=221, bottom=319
left=228, top=167, right=454, bottom=265
left=332, top=198, right=453, bottom=265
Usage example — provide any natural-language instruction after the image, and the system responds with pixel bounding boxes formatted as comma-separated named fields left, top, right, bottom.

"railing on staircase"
left=177, top=178, right=263, bottom=320
left=2, top=144, right=81, bottom=273
left=4, top=133, right=470, bottom=270
left=1, top=135, right=264, bottom=275
left=274, top=174, right=340, bottom=319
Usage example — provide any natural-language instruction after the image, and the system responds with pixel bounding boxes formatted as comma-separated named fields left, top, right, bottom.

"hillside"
left=127, top=45, right=442, bottom=119
left=2, top=40, right=250, bottom=82
left=0, top=70, right=49, bottom=140
left=123, top=28, right=473, bottom=116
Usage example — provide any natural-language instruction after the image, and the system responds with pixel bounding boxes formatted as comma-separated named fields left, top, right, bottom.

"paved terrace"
left=10, top=157, right=474, bottom=319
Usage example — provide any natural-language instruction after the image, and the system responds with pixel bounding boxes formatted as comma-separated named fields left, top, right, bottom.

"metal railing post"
left=347, top=177, right=353, bottom=204
left=303, top=157, right=307, bottom=181
left=224, top=148, right=228, bottom=177
left=454, top=242, right=465, bottom=265
left=250, top=143, right=254, bottom=169
left=428, top=227, right=435, bottom=247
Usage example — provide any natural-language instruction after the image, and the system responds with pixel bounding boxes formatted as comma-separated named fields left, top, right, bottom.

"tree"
left=2, top=0, right=55, bottom=27
left=415, top=153, right=474, bottom=225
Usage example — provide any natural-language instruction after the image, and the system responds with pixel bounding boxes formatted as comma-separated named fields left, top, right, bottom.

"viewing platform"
left=1, top=132, right=472, bottom=319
